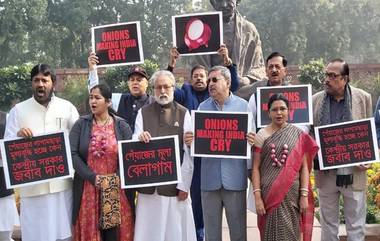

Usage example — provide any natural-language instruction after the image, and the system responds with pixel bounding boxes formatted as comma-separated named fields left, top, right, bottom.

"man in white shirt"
left=5, top=64, right=79, bottom=241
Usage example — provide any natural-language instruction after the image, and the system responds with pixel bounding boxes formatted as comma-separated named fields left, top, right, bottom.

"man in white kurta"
left=133, top=70, right=196, bottom=241
left=4, top=64, right=79, bottom=241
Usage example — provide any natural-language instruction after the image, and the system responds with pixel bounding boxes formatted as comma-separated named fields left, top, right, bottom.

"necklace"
left=269, top=143, right=289, bottom=167
left=95, top=115, right=110, bottom=126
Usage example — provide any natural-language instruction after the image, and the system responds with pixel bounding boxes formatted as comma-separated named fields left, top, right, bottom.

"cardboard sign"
left=191, top=110, right=252, bottom=159
left=91, top=22, right=144, bottom=67
left=172, top=12, right=223, bottom=56
left=0, top=131, right=74, bottom=189
left=315, top=118, right=379, bottom=170
left=257, top=85, right=313, bottom=127
left=118, top=135, right=181, bottom=189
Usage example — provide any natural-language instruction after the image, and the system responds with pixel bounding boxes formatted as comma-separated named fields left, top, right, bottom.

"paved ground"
left=221, top=210, right=322, bottom=240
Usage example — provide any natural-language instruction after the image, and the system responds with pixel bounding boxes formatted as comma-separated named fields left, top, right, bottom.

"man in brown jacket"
left=313, top=58, right=372, bottom=241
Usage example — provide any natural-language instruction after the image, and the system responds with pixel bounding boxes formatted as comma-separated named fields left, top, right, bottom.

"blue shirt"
left=198, top=93, right=250, bottom=191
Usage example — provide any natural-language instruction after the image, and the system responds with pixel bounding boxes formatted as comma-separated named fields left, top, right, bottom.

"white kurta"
left=0, top=194, right=19, bottom=231
left=4, top=96, right=79, bottom=241
left=133, top=108, right=196, bottom=241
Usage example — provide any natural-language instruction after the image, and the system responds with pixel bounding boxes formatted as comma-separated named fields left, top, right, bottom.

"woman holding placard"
left=70, top=84, right=133, bottom=241
left=252, top=93, right=318, bottom=241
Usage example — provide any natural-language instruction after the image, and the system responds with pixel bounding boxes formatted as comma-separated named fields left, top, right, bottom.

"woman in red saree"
left=252, top=93, right=318, bottom=241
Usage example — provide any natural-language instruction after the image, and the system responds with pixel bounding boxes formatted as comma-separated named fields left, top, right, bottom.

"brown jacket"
left=313, top=85, right=372, bottom=190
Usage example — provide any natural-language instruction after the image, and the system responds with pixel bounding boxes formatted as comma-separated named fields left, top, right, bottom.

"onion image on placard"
left=184, top=18, right=211, bottom=51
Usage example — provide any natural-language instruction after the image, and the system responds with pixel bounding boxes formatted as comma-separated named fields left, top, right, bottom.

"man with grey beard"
left=132, top=70, right=197, bottom=241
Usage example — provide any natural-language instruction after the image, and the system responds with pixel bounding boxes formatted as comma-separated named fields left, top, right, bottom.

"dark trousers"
left=191, top=157, right=204, bottom=241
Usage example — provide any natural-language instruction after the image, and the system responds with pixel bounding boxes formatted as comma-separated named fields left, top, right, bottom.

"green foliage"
left=56, top=75, right=89, bottom=114
left=103, top=59, right=159, bottom=94
left=298, top=58, right=325, bottom=93
left=239, top=0, right=380, bottom=64
left=0, top=64, right=32, bottom=111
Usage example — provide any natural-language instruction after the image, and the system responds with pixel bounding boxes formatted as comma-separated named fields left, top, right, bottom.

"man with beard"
left=167, top=44, right=238, bottom=241
left=195, top=0, right=266, bottom=88
left=313, top=59, right=372, bottom=241
left=133, top=70, right=196, bottom=241
left=5, top=64, right=79, bottom=241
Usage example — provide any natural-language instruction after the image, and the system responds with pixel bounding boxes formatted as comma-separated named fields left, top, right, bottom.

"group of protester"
left=0, top=0, right=379, bottom=241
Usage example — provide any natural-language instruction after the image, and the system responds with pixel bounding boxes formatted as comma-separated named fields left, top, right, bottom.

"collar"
left=212, top=92, right=233, bottom=110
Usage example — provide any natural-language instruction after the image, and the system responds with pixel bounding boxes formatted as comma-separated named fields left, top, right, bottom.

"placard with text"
left=118, top=135, right=181, bottom=189
left=91, top=21, right=144, bottom=67
left=191, top=110, right=252, bottom=159
left=0, top=131, right=74, bottom=189
left=257, top=85, right=313, bottom=127
left=172, top=12, right=223, bottom=56
left=315, top=118, right=379, bottom=170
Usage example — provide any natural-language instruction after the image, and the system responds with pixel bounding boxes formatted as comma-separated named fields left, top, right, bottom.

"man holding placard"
left=185, top=66, right=255, bottom=241
left=133, top=70, right=196, bottom=241
left=4, top=64, right=79, bottom=241
left=313, top=58, right=372, bottom=241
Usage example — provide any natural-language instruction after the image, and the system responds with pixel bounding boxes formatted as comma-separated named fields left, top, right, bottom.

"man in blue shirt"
left=167, top=46, right=239, bottom=241
left=185, top=66, right=255, bottom=241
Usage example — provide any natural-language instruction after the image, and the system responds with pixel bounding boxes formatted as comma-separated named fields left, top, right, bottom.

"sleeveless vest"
left=137, top=101, right=186, bottom=197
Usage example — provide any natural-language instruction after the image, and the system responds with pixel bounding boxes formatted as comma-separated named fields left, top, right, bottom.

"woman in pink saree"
left=252, top=93, right=318, bottom=241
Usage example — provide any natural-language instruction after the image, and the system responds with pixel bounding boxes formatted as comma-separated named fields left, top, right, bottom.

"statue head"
left=210, top=0, right=241, bottom=23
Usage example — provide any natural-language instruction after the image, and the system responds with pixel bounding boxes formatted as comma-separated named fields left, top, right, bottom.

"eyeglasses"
left=154, top=85, right=173, bottom=91
left=324, top=72, right=342, bottom=80
left=207, top=76, right=224, bottom=84
left=270, top=107, right=288, bottom=112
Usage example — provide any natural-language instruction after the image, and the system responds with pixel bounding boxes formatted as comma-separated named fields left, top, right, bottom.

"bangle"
left=253, top=188, right=261, bottom=193
left=300, top=192, right=308, bottom=197
left=300, top=188, right=308, bottom=192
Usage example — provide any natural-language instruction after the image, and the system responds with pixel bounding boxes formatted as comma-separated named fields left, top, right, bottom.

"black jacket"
left=69, top=114, right=132, bottom=224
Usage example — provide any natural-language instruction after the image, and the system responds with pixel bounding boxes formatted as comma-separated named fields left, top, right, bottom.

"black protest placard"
left=257, top=85, right=313, bottom=127
left=191, top=110, right=251, bottom=159
left=315, top=118, right=379, bottom=170
left=0, top=132, right=73, bottom=189
left=172, top=12, right=223, bottom=56
left=118, top=135, right=181, bottom=189
left=91, top=22, right=144, bottom=67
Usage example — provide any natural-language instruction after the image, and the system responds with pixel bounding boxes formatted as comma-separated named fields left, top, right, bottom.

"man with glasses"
left=313, top=58, right=372, bottom=241
left=167, top=44, right=238, bottom=241
left=185, top=66, right=255, bottom=241
left=133, top=70, right=196, bottom=241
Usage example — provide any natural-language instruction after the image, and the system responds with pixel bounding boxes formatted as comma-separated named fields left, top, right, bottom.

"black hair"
left=190, top=65, right=208, bottom=77
left=30, top=64, right=56, bottom=82
left=266, top=52, right=287, bottom=67
left=329, top=58, right=350, bottom=82
left=267, top=93, right=289, bottom=110
left=89, top=84, right=117, bottom=115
